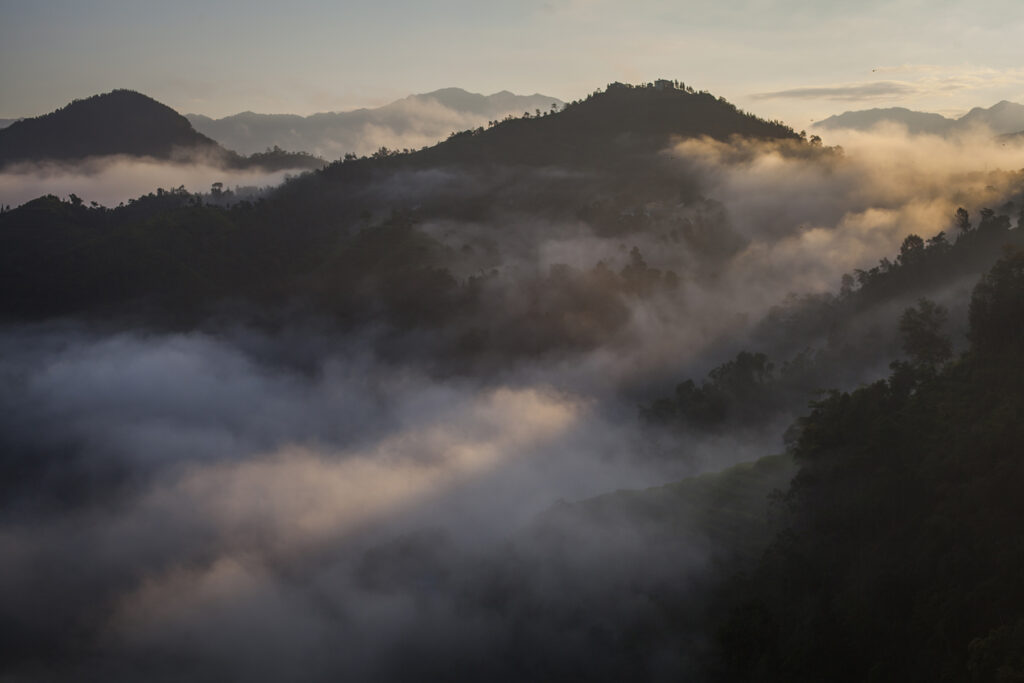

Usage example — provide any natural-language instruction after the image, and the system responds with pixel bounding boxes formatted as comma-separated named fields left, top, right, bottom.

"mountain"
left=814, top=100, right=1024, bottom=136
left=0, top=90, right=222, bottom=166
left=957, top=99, right=1024, bottom=134
left=404, top=81, right=798, bottom=167
left=813, top=106, right=955, bottom=135
left=0, top=90, right=324, bottom=171
left=186, top=87, right=565, bottom=158
left=0, top=118, right=18, bottom=130
left=0, top=81, right=800, bottom=326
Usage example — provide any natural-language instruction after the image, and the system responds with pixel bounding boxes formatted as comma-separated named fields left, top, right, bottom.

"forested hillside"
left=713, top=251, right=1024, bottom=682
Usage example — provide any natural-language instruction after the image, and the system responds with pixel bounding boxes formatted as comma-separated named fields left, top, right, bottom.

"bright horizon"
left=3, top=0, right=1024, bottom=128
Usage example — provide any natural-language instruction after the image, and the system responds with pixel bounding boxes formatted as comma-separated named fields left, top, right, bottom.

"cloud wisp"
left=752, top=81, right=919, bottom=101
left=0, top=156, right=300, bottom=208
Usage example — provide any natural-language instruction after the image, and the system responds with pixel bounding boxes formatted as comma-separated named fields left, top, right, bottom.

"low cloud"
left=0, top=157, right=299, bottom=208
left=752, top=81, right=918, bottom=101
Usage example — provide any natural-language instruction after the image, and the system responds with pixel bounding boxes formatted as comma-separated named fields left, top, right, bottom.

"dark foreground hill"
left=0, top=90, right=323, bottom=171
left=712, top=250, right=1024, bottom=682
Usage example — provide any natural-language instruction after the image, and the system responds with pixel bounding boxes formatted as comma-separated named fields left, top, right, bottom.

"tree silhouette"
left=955, top=207, right=972, bottom=235
left=898, top=298, right=952, bottom=368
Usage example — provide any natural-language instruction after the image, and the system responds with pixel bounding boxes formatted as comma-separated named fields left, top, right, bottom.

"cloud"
left=0, top=323, right=743, bottom=680
left=0, top=156, right=298, bottom=208
left=752, top=81, right=919, bottom=101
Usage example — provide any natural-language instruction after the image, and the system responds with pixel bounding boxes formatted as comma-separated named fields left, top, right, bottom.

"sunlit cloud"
left=149, top=387, right=580, bottom=551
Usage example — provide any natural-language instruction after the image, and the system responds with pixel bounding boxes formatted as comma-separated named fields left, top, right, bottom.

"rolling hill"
left=0, top=90, right=323, bottom=171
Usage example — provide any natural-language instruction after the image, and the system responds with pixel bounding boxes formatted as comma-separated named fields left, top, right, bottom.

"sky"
left=3, top=0, right=1024, bottom=127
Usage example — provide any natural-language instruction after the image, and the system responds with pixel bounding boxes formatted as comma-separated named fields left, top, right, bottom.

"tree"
left=978, top=207, right=1011, bottom=233
left=926, top=231, right=949, bottom=251
left=897, top=234, right=925, bottom=267
left=968, top=249, right=1024, bottom=354
left=955, top=207, right=972, bottom=235
left=899, top=298, right=952, bottom=368
left=840, top=273, right=856, bottom=297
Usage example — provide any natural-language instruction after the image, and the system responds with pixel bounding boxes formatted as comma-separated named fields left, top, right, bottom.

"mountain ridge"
left=186, top=87, right=564, bottom=157
left=0, top=80, right=804, bottom=325
left=814, top=99, right=1024, bottom=136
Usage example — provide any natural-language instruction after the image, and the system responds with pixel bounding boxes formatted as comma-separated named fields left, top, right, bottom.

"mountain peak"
left=364, top=80, right=800, bottom=169
left=815, top=99, right=1024, bottom=136
left=0, top=89, right=219, bottom=166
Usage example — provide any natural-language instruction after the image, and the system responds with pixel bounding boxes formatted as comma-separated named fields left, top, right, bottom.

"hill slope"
left=535, top=453, right=796, bottom=563
left=715, top=251, right=1024, bottom=682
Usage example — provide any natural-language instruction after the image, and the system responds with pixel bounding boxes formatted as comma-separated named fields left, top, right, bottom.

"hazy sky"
left=3, top=0, right=1024, bottom=126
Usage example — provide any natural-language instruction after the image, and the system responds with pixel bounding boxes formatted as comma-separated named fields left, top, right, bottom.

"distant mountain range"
left=0, top=90, right=323, bottom=171
left=814, top=100, right=1024, bottom=136
left=186, top=88, right=565, bottom=158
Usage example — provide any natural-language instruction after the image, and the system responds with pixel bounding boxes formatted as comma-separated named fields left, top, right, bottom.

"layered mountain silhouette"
left=0, top=90, right=323, bottom=171
left=814, top=100, right=1024, bottom=136
left=186, top=87, right=564, bottom=158
left=332, top=81, right=799, bottom=170
left=0, top=80, right=802, bottom=325
left=813, top=107, right=954, bottom=135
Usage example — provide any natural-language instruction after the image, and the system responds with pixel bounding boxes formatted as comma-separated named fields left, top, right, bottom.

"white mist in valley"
left=0, top=157, right=300, bottom=208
